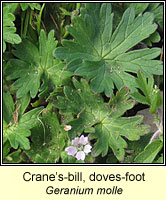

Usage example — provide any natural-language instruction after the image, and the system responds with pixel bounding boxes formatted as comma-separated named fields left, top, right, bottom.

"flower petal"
left=84, top=144, right=92, bottom=154
left=64, top=125, right=72, bottom=131
left=75, top=151, right=86, bottom=160
left=79, top=135, right=88, bottom=145
left=65, top=146, right=77, bottom=156
left=72, top=137, right=80, bottom=146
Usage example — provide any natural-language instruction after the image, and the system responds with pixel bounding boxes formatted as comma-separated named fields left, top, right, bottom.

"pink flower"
left=84, top=144, right=92, bottom=154
left=79, top=135, right=88, bottom=145
left=72, top=137, right=80, bottom=145
left=65, top=135, right=92, bottom=161
left=76, top=151, right=85, bottom=160
left=65, top=146, right=77, bottom=156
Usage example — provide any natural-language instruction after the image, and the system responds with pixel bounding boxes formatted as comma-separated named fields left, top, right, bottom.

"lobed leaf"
left=124, top=3, right=149, bottom=15
left=147, top=3, right=163, bottom=30
left=54, top=3, right=163, bottom=96
left=131, top=70, right=162, bottom=114
left=55, top=78, right=150, bottom=161
left=3, top=140, right=22, bottom=163
left=3, top=3, right=19, bottom=13
left=117, top=3, right=162, bottom=46
left=122, top=133, right=153, bottom=163
left=134, top=139, right=163, bottom=163
left=25, top=110, right=67, bottom=163
left=4, top=107, right=43, bottom=150
left=3, top=7, right=22, bottom=52
left=20, top=3, right=41, bottom=11
left=3, top=91, right=15, bottom=124
left=6, top=30, right=72, bottom=99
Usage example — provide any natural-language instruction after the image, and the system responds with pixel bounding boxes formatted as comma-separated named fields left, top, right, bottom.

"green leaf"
left=3, top=149, right=22, bottom=163
left=61, top=151, right=77, bottom=163
left=3, top=91, right=15, bottom=124
left=121, top=3, right=162, bottom=46
left=124, top=3, right=149, bottom=15
left=54, top=3, right=162, bottom=96
left=147, top=3, right=163, bottom=30
left=106, top=152, right=119, bottom=164
left=3, top=140, right=11, bottom=159
left=7, top=126, right=30, bottom=150
left=20, top=3, right=29, bottom=11
left=20, top=3, right=41, bottom=11
left=134, top=139, right=163, bottom=163
left=131, top=71, right=162, bottom=114
left=25, top=110, right=67, bottom=163
left=3, top=91, right=43, bottom=151
left=144, top=31, right=161, bottom=47
left=55, top=78, right=149, bottom=161
left=6, top=29, right=72, bottom=99
left=122, top=133, right=153, bottom=163
left=3, top=7, right=22, bottom=52
left=4, top=107, right=43, bottom=150
left=3, top=139, right=22, bottom=163
left=28, top=3, right=41, bottom=10
left=17, top=94, right=31, bottom=115
left=110, top=3, right=124, bottom=31
left=3, top=3, right=19, bottom=13
left=154, top=154, right=163, bottom=163
left=59, top=7, right=73, bottom=16
left=3, top=91, right=31, bottom=128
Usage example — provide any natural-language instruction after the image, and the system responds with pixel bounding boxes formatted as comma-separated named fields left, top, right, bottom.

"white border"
left=1, top=1, right=165, bottom=166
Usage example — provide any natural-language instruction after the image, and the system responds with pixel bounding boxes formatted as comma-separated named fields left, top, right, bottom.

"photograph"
left=2, top=2, right=164, bottom=165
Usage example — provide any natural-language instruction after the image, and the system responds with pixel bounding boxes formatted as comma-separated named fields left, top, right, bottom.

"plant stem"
left=157, top=46, right=163, bottom=88
left=21, top=11, right=25, bottom=38
left=37, top=3, right=45, bottom=35
left=23, top=8, right=31, bottom=38
left=76, top=3, right=80, bottom=10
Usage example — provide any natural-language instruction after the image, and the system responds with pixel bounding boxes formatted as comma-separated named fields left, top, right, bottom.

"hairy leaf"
left=147, top=3, right=163, bottom=30
left=25, top=110, right=67, bottom=163
left=154, top=154, right=163, bottom=163
left=6, top=29, right=72, bottom=98
left=3, top=91, right=15, bottom=124
left=124, top=3, right=149, bottom=15
left=124, top=3, right=162, bottom=46
left=3, top=141, right=22, bottom=163
left=122, top=133, right=153, bottom=163
left=3, top=3, right=19, bottom=13
left=3, top=140, right=11, bottom=159
left=54, top=3, right=162, bottom=96
left=3, top=92, right=43, bottom=150
left=134, top=139, right=163, bottom=163
left=144, top=31, right=161, bottom=47
left=4, top=106, right=43, bottom=150
left=131, top=70, right=162, bottom=114
left=54, top=78, right=149, bottom=161
left=20, top=3, right=41, bottom=11
left=3, top=7, right=22, bottom=52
